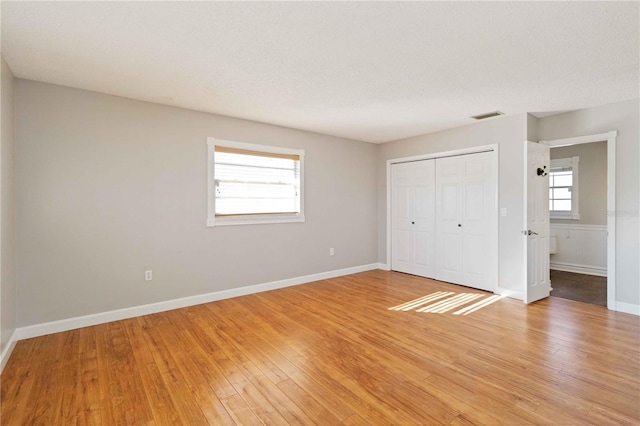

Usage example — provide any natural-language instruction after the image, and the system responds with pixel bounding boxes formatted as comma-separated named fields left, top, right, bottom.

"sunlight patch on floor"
left=389, top=292, right=504, bottom=315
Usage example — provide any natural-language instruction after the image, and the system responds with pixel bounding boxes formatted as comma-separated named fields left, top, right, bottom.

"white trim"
left=206, top=137, right=305, bottom=227
left=206, top=138, right=304, bottom=157
left=541, top=131, right=616, bottom=311
left=614, top=302, right=640, bottom=316
left=14, top=263, right=380, bottom=341
left=377, top=263, right=391, bottom=271
left=386, top=144, right=497, bottom=166
left=550, top=262, right=607, bottom=277
left=385, top=144, right=499, bottom=291
left=207, top=214, right=305, bottom=227
left=550, top=223, right=607, bottom=232
left=496, top=287, right=524, bottom=301
left=0, top=330, right=18, bottom=374
left=540, top=132, right=612, bottom=148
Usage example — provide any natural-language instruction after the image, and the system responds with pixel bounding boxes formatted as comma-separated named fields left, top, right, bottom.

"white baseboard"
left=0, top=330, right=19, bottom=374
left=16, top=263, right=380, bottom=341
left=550, top=262, right=607, bottom=277
left=614, top=302, right=640, bottom=316
left=377, top=263, right=390, bottom=271
left=496, top=287, right=524, bottom=301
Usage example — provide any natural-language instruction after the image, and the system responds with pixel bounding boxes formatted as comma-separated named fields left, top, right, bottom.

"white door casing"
left=524, top=141, right=551, bottom=304
left=540, top=131, right=616, bottom=311
left=391, top=160, right=436, bottom=278
left=435, top=152, right=497, bottom=292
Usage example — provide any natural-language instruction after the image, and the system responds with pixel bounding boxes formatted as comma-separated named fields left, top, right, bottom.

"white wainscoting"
left=550, top=223, right=607, bottom=276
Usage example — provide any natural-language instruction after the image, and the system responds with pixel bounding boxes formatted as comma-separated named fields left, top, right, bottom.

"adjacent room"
left=1, top=2, right=638, bottom=424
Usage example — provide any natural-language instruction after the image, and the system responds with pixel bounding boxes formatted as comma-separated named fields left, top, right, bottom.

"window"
left=207, top=138, right=305, bottom=226
left=549, top=156, right=579, bottom=220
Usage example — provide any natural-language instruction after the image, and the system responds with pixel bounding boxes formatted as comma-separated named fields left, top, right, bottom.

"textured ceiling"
left=2, top=1, right=638, bottom=143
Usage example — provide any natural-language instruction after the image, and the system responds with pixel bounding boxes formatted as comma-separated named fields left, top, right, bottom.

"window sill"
left=207, top=214, right=305, bottom=227
left=550, top=213, right=580, bottom=220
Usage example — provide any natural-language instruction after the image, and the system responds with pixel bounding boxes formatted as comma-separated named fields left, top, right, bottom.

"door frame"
left=540, top=131, right=617, bottom=310
left=386, top=144, right=499, bottom=292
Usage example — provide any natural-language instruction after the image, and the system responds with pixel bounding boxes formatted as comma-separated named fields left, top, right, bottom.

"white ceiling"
left=2, top=1, right=638, bottom=143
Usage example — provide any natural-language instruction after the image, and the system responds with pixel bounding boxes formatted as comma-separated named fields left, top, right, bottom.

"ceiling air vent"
left=471, top=111, right=504, bottom=120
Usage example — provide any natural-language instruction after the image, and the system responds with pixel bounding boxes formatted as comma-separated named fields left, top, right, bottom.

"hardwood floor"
left=2, top=270, right=639, bottom=425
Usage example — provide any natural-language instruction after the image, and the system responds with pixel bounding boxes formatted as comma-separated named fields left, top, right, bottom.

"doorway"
left=548, top=141, right=607, bottom=306
left=541, top=132, right=616, bottom=310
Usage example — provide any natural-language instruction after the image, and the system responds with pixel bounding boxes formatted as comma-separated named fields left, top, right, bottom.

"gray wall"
left=550, top=141, right=607, bottom=226
left=527, top=113, right=539, bottom=142
left=10, top=79, right=640, bottom=328
left=1, top=57, right=17, bottom=353
left=378, top=114, right=528, bottom=296
left=538, top=99, right=639, bottom=307
left=15, top=80, right=379, bottom=326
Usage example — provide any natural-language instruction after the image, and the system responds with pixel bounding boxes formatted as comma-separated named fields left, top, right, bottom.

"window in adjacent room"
left=549, top=156, right=579, bottom=220
left=207, top=138, right=305, bottom=226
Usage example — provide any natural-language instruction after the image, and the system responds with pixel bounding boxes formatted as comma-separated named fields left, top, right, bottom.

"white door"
left=435, top=152, right=496, bottom=292
left=391, top=160, right=435, bottom=278
left=524, top=141, right=550, bottom=303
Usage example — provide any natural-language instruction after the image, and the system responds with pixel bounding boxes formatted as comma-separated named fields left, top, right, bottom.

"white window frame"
left=207, top=137, right=305, bottom=227
left=549, top=156, right=579, bottom=220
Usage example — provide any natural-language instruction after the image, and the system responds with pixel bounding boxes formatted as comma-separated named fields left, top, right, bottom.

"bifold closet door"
left=435, top=152, right=496, bottom=291
left=391, top=160, right=436, bottom=278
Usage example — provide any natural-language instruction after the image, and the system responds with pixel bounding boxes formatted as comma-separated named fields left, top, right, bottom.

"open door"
left=524, top=141, right=550, bottom=303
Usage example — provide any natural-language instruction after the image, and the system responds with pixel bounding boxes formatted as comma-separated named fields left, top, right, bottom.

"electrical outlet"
left=330, top=248, right=335, bottom=256
left=145, top=270, right=153, bottom=281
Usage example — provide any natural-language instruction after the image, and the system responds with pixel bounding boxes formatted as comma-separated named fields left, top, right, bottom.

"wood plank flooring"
left=2, top=270, right=639, bottom=425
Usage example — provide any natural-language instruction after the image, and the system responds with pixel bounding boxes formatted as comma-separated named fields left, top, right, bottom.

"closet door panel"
left=391, top=160, right=435, bottom=278
left=391, top=163, right=414, bottom=274
left=412, top=162, right=435, bottom=276
left=461, top=152, right=495, bottom=291
left=435, top=152, right=496, bottom=291
left=436, top=156, right=464, bottom=284
left=413, top=231, right=432, bottom=272
left=440, top=233, right=462, bottom=275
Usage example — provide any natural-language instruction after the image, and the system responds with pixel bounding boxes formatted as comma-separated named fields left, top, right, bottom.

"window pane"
left=217, top=181, right=297, bottom=199
left=216, top=163, right=297, bottom=185
left=214, top=150, right=300, bottom=216
left=216, top=152, right=297, bottom=169
left=552, top=172, right=572, bottom=187
left=552, top=187, right=572, bottom=200
left=553, top=200, right=572, bottom=211
left=549, top=158, right=578, bottom=217
left=216, top=198, right=298, bottom=215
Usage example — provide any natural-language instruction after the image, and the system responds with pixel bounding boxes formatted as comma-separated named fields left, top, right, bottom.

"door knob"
left=458, top=224, right=462, bottom=227
left=411, top=221, right=415, bottom=224
left=527, top=230, right=538, bottom=236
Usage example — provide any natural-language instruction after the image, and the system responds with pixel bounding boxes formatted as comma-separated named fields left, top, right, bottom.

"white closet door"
left=435, top=152, right=496, bottom=291
left=435, top=158, right=463, bottom=282
left=391, top=160, right=435, bottom=278
left=391, top=163, right=413, bottom=274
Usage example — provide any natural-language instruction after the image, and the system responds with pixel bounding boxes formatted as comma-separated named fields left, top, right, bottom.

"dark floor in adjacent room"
left=550, top=270, right=607, bottom=307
